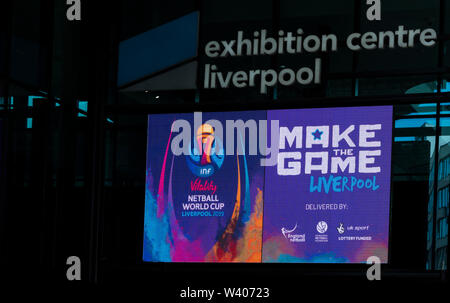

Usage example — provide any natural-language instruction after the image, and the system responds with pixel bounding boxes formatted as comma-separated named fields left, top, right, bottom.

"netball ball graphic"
left=186, top=124, right=224, bottom=178
left=316, top=221, right=328, bottom=234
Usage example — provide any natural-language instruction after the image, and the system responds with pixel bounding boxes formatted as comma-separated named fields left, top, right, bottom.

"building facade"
left=0, top=0, right=448, bottom=284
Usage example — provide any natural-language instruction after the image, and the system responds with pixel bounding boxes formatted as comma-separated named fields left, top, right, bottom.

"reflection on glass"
left=393, top=107, right=436, bottom=270
left=405, top=81, right=438, bottom=94
left=394, top=103, right=436, bottom=118
left=434, top=117, right=450, bottom=270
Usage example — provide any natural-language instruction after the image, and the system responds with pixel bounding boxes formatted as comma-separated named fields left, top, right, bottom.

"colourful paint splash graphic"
left=143, top=127, right=263, bottom=262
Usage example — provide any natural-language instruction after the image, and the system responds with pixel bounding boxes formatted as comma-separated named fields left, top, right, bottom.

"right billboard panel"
left=262, top=106, right=393, bottom=263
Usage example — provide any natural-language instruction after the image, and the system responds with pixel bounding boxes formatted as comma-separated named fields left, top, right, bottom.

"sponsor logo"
left=315, top=221, right=328, bottom=242
left=315, top=234, right=328, bottom=243
left=338, top=224, right=372, bottom=241
left=316, top=221, right=328, bottom=234
left=338, top=236, right=373, bottom=241
left=281, top=223, right=305, bottom=243
left=337, top=223, right=345, bottom=234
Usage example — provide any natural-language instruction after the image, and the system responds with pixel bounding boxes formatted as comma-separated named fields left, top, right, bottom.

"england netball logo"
left=186, top=123, right=224, bottom=178
left=281, top=223, right=305, bottom=243
left=281, top=223, right=298, bottom=239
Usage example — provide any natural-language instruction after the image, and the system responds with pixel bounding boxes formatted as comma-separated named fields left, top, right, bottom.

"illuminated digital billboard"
left=143, top=106, right=392, bottom=263
left=262, top=107, right=392, bottom=263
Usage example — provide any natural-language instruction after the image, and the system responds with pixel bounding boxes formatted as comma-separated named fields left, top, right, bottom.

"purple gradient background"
left=262, top=106, right=393, bottom=263
left=144, top=111, right=266, bottom=261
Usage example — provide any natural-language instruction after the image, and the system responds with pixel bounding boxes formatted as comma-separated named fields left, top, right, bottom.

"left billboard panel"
left=143, top=112, right=265, bottom=262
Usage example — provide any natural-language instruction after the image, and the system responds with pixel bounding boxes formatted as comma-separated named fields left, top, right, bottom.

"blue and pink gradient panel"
left=262, top=106, right=392, bottom=263
left=143, top=106, right=392, bottom=263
